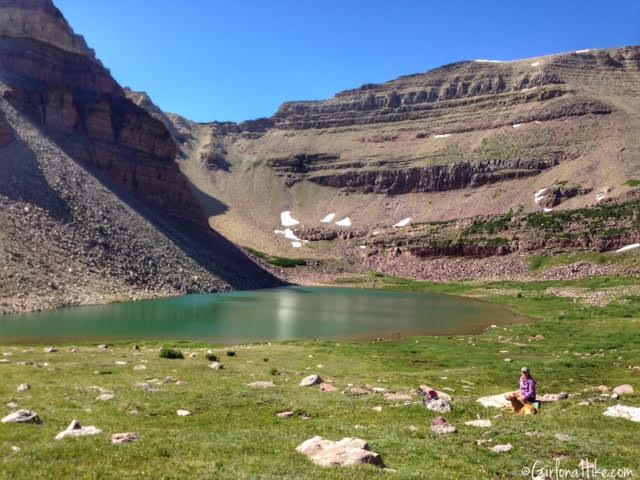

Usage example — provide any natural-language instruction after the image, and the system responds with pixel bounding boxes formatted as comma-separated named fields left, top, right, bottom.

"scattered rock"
left=115, top=361, right=127, bottom=365
left=525, top=431, right=543, bottom=437
left=133, top=365, right=147, bottom=371
left=96, top=393, right=114, bottom=401
left=247, top=381, right=276, bottom=389
left=135, top=382, right=160, bottom=393
left=612, top=384, right=634, bottom=396
left=97, top=344, right=109, bottom=349
left=176, top=410, right=191, bottom=417
left=407, top=425, right=418, bottom=432
left=418, top=385, right=452, bottom=402
left=6, top=401, right=19, bottom=409
left=464, top=419, right=492, bottom=428
left=209, top=361, right=224, bottom=370
left=490, top=444, right=512, bottom=453
left=430, top=417, right=456, bottom=435
left=504, top=358, right=512, bottom=362
left=320, top=383, right=338, bottom=393
left=16, top=384, right=31, bottom=392
left=300, top=374, right=322, bottom=387
left=277, top=411, right=295, bottom=418
left=55, top=420, right=101, bottom=440
left=383, top=393, right=412, bottom=402
left=596, top=385, right=610, bottom=394
left=554, top=433, right=574, bottom=442
left=1, top=410, right=42, bottom=424
left=426, top=398, right=451, bottom=413
left=539, top=392, right=571, bottom=402
left=372, top=406, right=383, bottom=412
left=603, top=405, right=640, bottom=422
left=295, top=436, right=384, bottom=468
left=477, top=392, right=511, bottom=408
left=11, top=446, right=20, bottom=452
left=111, top=432, right=139, bottom=445
left=349, top=387, right=370, bottom=395
left=44, top=347, right=58, bottom=353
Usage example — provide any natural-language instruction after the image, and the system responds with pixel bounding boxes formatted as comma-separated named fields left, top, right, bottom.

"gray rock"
left=603, top=405, right=640, bottom=422
left=299, top=374, right=322, bottom=386
left=209, top=361, right=224, bottom=370
left=111, top=432, right=139, bottom=445
left=96, top=393, right=114, bottom=401
left=295, top=436, right=384, bottom=467
left=426, top=398, right=452, bottom=413
left=16, top=383, right=31, bottom=392
left=55, top=420, right=101, bottom=440
left=464, top=419, right=492, bottom=428
left=1, top=410, right=42, bottom=424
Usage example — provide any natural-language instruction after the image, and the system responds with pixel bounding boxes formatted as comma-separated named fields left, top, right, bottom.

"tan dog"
left=506, top=392, right=537, bottom=415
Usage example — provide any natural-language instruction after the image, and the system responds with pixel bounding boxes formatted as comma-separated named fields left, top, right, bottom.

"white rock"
left=603, top=405, right=640, bottom=422
left=464, top=419, right=492, bottom=428
left=43, top=347, right=58, bottom=353
left=295, top=436, right=384, bottom=467
left=96, top=393, right=114, bottom=401
left=248, top=381, right=276, bottom=389
left=490, top=444, right=512, bottom=453
left=321, top=213, right=336, bottom=223
left=55, top=420, right=101, bottom=440
left=209, top=361, right=224, bottom=370
left=434, top=134, right=451, bottom=138
left=300, top=374, right=322, bottom=386
left=176, top=409, right=191, bottom=417
left=477, top=392, right=511, bottom=408
left=1, top=410, right=41, bottom=424
left=16, top=383, right=31, bottom=392
left=133, top=364, right=147, bottom=371
left=112, top=432, right=139, bottom=445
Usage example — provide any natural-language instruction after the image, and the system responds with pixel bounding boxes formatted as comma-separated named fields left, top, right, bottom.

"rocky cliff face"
left=0, top=0, right=204, bottom=224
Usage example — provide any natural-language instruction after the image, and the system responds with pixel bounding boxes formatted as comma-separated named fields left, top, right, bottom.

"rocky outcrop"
left=0, top=0, right=205, bottom=224
left=309, top=158, right=557, bottom=194
left=535, top=184, right=592, bottom=208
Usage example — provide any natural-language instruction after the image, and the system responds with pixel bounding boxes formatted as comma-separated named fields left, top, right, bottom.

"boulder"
left=426, top=398, right=451, bottom=413
left=209, top=362, right=224, bottom=370
left=477, top=392, right=511, bottom=408
left=612, top=384, right=634, bottom=396
left=112, top=432, right=139, bottom=445
left=418, top=385, right=452, bottom=402
left=176, top=410, right=191, bottom=417
left=16, top=384, right=31, bottom=392
left=55, top=420, right=101, bottom=440
left=96, top=393, right=114, bottom=401
left=295, top=436, right=384, bottom=468
left=276, top=411, right=295, bottom=418
left=248, top=381, right=276, bottom=389
left=300, top=375, right=322, bottom=387
left=1, top=410, right=42, bottom=424
left=603, top=405, right=640, bottom=422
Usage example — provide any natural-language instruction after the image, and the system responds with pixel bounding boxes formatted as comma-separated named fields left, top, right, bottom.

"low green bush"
left=159, top=347, right=184, bottom=359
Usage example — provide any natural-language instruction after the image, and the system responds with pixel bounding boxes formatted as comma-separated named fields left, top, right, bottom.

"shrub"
left=625, top=179, right=640, bottom=187
left=226, top=350, right=236, bottom=357
left=159, top=347, right=184, bottom=359
left=269, top=367, right=279, bottom=376
left=263, top=357, right=269, bottom=362
left=205, top=352, right=218, bottom=362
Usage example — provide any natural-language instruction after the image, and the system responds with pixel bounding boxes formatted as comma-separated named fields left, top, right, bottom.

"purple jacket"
left=520, top=376, right=536, bottom=402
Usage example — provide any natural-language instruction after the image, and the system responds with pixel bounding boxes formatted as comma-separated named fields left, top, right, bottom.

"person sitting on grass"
left=506, top=366, right=538, bottom=414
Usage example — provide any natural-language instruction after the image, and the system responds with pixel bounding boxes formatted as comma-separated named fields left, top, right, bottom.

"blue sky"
left=56, top=0, right=640, bottom=123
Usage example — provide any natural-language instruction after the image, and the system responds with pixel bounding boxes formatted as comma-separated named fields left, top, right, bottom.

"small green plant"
left=159, top=347, right=184, bottom=359
left=205, top=352, right=218, bottom=362
left=528, top=255, right=546, bottom=272
left=269, top=367, right=279, bottom=376
left=626, top=179, right=640, bottom=187
left=226, top=350, right=236, bottom=357
left=263, top=357, right=269, bottom=362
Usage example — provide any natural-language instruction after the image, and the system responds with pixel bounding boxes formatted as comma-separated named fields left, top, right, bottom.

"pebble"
left=112, top=432, right=139, bottom=445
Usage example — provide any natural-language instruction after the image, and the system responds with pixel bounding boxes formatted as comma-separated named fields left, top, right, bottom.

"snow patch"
left=434, top=134, right=451, bottom=138
left=475, top=59, right=505, bottom=63
left=512, top=124, right=522, bottom=128
left=543, top=208, right=553, bottom=213
left=335, top=217, right=352, bottom=227
left=393, top=218, right=412, bottom=228
left=616, top=243, right=640, bottom=253
left=320, top=213, right=336, bottom=223
left=291, top=241, right=303, bottom=248
left=530, top=62, right=541, bottom=67
left=280, top=211, right=300, bottom=227
left=575, top=49, right=591, bottom=53
left=359, top=245, right=366, bottom=249
left=275, top=228, right=301, bottom=241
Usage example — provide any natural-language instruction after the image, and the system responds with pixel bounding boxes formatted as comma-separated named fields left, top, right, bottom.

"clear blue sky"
left=56, top=0, right=640, bottom=123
